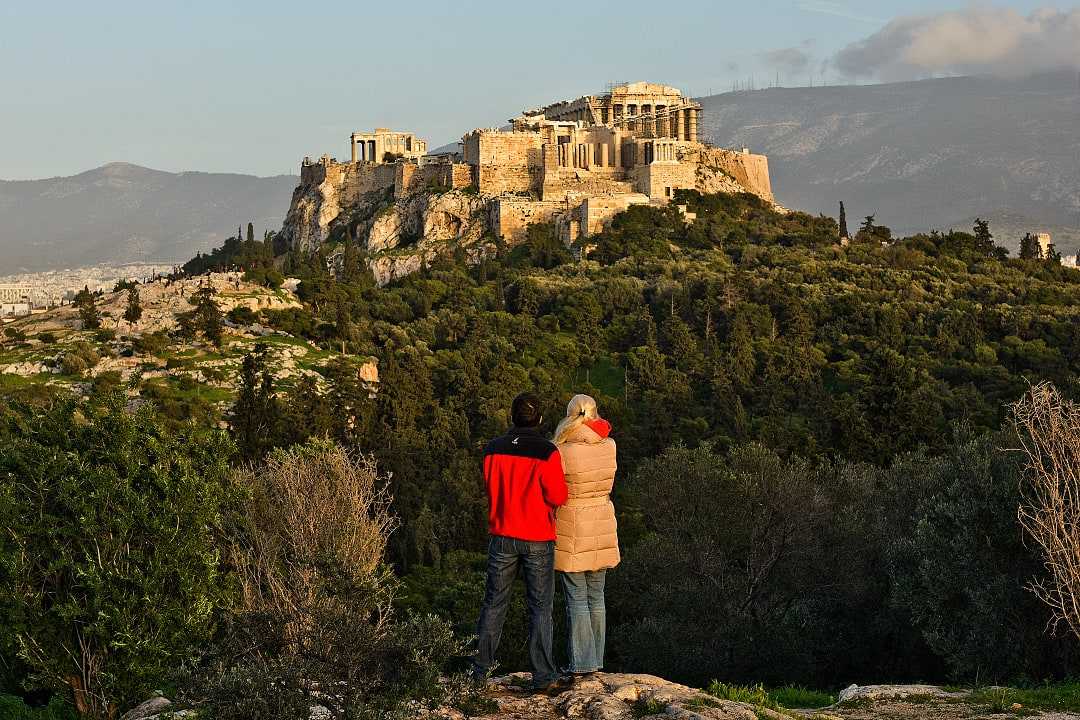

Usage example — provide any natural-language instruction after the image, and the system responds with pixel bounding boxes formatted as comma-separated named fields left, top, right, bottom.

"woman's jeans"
left=472, top=535, right=557, bottom=689
left=560, top=570, right=606, bottom=673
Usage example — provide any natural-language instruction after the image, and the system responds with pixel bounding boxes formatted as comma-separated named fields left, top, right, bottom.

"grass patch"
left=707, top=682, right=833, bottom=713
left=684, top=696, right=724, bottom=710
left=970, top=683, right=1080, bottom=714
left=632, top=697, right=667, bottom=718
left=771, top=686, right=836, bottom=709
left=707, top=682, right=782, bottom=711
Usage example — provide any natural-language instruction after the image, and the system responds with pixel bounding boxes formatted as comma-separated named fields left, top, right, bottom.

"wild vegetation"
left=2, top=191, right=1080, bottom=717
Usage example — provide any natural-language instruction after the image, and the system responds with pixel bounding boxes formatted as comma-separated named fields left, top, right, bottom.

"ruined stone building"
left=280, top=82, right=775, bottom=284
left=349, top=129, right=427, bottom=163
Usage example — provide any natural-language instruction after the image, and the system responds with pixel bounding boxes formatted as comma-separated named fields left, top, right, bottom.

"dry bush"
left=1012, top=382, right=1080, bottom=639
left=188, top=440, right=467, bottom=720
left=231, top=440, right=397, bottom=639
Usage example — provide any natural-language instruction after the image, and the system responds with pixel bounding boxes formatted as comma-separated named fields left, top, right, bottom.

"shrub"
left=59, top=342, right=99, bottom=376
left=0, top=395, right=238, bottom=719
left=92, top=329, right=115, bottom=343
left=130, top=332, right=170, bottom=357
left=186, top=441, right=468, bottom=719
left=59, top=354, right=86, bottom=375
left=0, top=694, right=78, bottom=720
left=36, top=333, right=56, bottom=345
left=227, top=306, right=258, bottom=325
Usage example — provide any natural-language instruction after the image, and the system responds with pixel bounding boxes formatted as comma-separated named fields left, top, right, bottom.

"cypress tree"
left=73, top=285, right=101, bottom=330
left=839, top=201, right=849, bottom=239
left=123, top=286, right=143, bottom=325
left=247, top=222, right=254, bottom=244
left=1019, top=233, right=1042, bottom=260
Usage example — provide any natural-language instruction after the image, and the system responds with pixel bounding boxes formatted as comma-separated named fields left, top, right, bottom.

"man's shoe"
left=531, top=675, right=573, bottom=695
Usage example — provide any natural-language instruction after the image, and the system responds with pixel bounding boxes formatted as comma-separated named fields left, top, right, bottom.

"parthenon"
left=533, top=82, right=702, bottom=142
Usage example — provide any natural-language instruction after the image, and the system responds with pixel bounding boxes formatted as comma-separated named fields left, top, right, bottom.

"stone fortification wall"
left=541, top=169, right=634, bottom=202
left=580, top=194, right=651, bottom=236
left=631, top=163, right=697, bottom=199
left=491, top=198, right=564, bottom=242
left=394, top=163, right=477, bottom=198
left=465, top=131, right=544, bottom=195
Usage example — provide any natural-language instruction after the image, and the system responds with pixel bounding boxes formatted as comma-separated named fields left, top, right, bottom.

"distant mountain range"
left=699, top=72, right=1080, bottom=253
left=0, top=163, right=297, bottom=273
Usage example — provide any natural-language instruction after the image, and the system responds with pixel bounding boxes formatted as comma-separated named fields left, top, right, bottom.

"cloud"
left=834, top=5, right=1080, bottom=81
left=761, top=46, right=813, bottom=74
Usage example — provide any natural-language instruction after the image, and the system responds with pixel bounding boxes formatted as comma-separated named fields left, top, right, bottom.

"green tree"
left=189, top=286, right=224, bottom=346
left=972, top=217, right=989, bottom=244
left=122, top=286, right=142, bottom=325
left=246, top=222, right=254, bottom=244
left=610, top=442, right=825, bottom=684
left=0, top=395, right=238, bottom=719
left=229, top=344, right=280, bottom=462
left=1020, top=232, right=1042, bottom=259
left=72, top=287, right=100, bottom=330
left=886, top=429, right=1075, bottom=681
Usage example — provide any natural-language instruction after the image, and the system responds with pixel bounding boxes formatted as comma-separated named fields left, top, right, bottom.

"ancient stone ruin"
left=277, top=82, right=776, bottom=283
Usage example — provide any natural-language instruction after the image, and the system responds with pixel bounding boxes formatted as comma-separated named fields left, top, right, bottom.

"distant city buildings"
left=0, top=264, right=174, bottom=315
left=1, top=302, right=32, bottom=319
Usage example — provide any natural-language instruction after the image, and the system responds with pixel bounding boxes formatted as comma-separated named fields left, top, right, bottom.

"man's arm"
left=540, top=449, right=568, bottom=507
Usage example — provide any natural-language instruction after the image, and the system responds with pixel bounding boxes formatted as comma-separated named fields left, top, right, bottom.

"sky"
left=0, top=0, right=1073, bottom=180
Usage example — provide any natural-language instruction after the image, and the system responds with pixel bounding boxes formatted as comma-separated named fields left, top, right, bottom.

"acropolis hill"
left=277, top=82, right=776, bottom=284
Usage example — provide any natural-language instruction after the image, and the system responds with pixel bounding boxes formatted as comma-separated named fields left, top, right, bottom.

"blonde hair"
left=553, top=394, right=599, bottom=445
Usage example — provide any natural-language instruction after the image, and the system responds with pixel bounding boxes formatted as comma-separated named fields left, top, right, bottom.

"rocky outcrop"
left=365, top=190, right=486, bottom=253
left=465, top=673, right=783, bottom=720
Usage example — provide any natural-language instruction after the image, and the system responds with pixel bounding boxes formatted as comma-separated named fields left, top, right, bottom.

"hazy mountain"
left=0, top=163, right=297, bottom=273
left=700, top=72, right=1080, bottom=253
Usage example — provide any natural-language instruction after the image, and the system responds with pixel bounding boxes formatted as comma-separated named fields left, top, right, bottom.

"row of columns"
left=554, top=138, right=678, bottom=169
left=351, top=139, right=379, bottom=163
left=608, top=103, right=700, bottom=142
left=556, top=141, right=617, bottom=169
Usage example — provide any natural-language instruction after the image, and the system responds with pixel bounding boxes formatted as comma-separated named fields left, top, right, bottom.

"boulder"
left=119, top=697, right=171, bottom=720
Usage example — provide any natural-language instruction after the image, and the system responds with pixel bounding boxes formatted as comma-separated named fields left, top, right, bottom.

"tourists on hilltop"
left=552, top=394, right=619, bottom=678
left=472, top=393, right=569, bottom=693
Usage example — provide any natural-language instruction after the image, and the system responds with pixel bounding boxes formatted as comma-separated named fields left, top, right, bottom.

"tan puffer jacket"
left=554, top=423, right=620, bottom=573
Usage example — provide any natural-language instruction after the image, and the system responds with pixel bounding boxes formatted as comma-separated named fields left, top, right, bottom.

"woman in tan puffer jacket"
left=553, top=394, right=619, bottom=675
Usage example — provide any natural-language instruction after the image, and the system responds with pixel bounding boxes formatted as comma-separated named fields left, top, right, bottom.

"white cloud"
left=834, top=5, right=1080, bottom=81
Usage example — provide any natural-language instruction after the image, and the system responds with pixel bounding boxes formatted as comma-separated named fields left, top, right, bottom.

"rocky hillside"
left=700, top=72, right=1080, bottom=253
left=0, top=163, right=297, bottom=273
left=0, top=272, right=375, bottom=405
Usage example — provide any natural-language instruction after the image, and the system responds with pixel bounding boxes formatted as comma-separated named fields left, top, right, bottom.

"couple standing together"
left=471, top=392, right=619, bottom=692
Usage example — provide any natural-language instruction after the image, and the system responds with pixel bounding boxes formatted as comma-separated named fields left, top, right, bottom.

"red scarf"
left=585, top=418, right=612, bottom=438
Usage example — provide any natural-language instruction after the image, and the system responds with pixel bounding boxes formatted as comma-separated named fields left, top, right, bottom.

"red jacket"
left=482, top=427, right=568, bottom=541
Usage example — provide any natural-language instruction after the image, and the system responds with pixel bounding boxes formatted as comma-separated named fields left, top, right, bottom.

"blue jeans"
left=472, top=535, right=557, bottom=688
left=561, top=570, right=606, bottom=673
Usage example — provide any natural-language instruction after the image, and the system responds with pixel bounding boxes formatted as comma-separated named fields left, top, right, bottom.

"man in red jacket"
left=471, top=392, right=568, bottom=691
